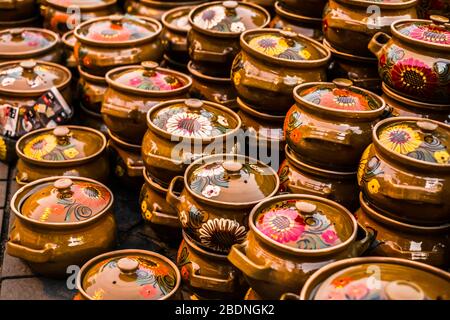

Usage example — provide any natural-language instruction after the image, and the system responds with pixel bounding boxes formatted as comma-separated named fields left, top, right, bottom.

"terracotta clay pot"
left=124, top=0, right=206, bottom=21
left=227, top=194, right=375, bottom=299
left=177, top=232, right=248, bottom=299
left=357, top=117, right=450, bottom=226
left=279, top=0, right=327, bottom=18
left=0, top=0, right=38, bottom=22
left=6, top=176, right=116, bottom=278
left=356, top=193, right=449, bottom=269
left=78, top=66, right=107, bottom=114
left=368, top=16, right=450, bottom=104
left=232, top=29, right=331, bottom=114
left=61, top=31, right=77, bottom=70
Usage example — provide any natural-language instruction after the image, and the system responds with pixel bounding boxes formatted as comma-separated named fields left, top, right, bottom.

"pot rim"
left=0, top=27, right=60, bottom=59
left=299, top=256, right=450, bottom=300
left=240, top=28, right=331, bottom=67
left=333, top=0, right=418, bottom=9
left=74, top=15, right=163, bottom=48
left=78, top=66, right=107, bottom=85
left=80, top=102, right=103, bottom=118
left=188, top=1, right=271, bottom=38
left=322, top=38, right=377, bottom=63
left=61, top=30, right=75, bottom=49
left=293, top=81, right=386, bottom=118
left=139, top=0, right=205, bottom=8
left=237, top=97, right=285, bottom=122
left=182, top=231, right=229, bottom=260
left=274, top=1, right=322, bottom=24
left=76, top=249, right=181, bottom=300
left=382, top=83, right=450, bottom=110
left=248, top=194, right=358, bottom=256
left=11, top=175, right=114, bottom=229
left=187, top=61, right=231, bottom=83
left=44, top=0, right=117, bottom=11
left=0, top=60, right=72, bottom=97
left=183, top=153, right=280, bottom=208
left=161, top=5, right=193, bottom=35
left=372, top=116, right=450, bottom=170
left=16, top=125, right=107, bottom=167
left=108, top=129, right=141, bottom=151
left=146, top=98, right=241, bottom=143
left=0, top=16, right=39, bottom=28
left=143, top=168, right=168, bottom=193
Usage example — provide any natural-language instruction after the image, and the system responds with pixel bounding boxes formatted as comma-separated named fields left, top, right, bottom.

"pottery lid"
left=162, top=6, right=192, bottom=33
left=19, top=177, right=112, bottom=223
left=78, top=250, right=180, bottom=300
left=190, top=1, right=270, bottom=35
left=376, top=118, right=450, bottom=165
left=62, top=30, right=76, bottom=48
left=0, top=60, right=71, bottom=95
left=394, top=16, right=450, bottom=48
left=45, top=0, right=116, bottom=9
left=335, top=0, right=417, bottom=8
left=0, top=28, right=59, bottom=58
left=186, top=154, right=279, bottom=205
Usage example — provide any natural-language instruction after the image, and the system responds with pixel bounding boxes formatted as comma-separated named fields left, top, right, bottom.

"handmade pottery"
left=244, top=287, right=264, bottom=300
left=418, top=0, right=450, bottom=19
left=15, top=126, right=109, bottom=185
left=357, top=117, right=450, bottom=226
left=6, top=176, right=116, bottom=278
left=74, top=15, right=164, bottom=76
left=299, top=257, right=450, bottom=300
left=368, top=16, right=450, bottom=104
left=76, top=249, right=181, bottom=300
left=231, top=29, right=330, bottom=114
left=356, top=193, right=449, bottom=269
left=102, top=62, right=192, bottom=144
left=279, top=0, right=327, bottom=18
left=177, top=232, right=248, bottom=299
left=124, top=0, right=206, bottom=21
left=0, top=134, right=17, bottom=163
left=141, top=98, right=241, bottom=185
left=324, top=0, right=418, bottom=57
left=0, top=16, right=40, bottom=31
left=78, top=66, right=107, bottom=114
left=61, top=31, right=77, bottom=70
left=284, top=79, right=386, bottom=170
left=78, top=103, right=109, bottom=137
left=0, top=0, right=37, bottom=22
left=227, top=194, right=375, bottom=299
left=167, top=154, right=279, bottom=254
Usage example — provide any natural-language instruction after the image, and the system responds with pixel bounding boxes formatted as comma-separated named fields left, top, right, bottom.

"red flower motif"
left=139, top=284, right=157, bottom=298
left=409, top=25, right=450, bottom=45
left=181, top=265, right=190, bottom=281
left=321, top=230, right=339, bottom=244
left=345, top=283, right=369, bottom=300
left=379, top=54, right=386, bottom=67
left=289, top=128, right=302, bottom=144
left=332, top=276, right=353, bottom=288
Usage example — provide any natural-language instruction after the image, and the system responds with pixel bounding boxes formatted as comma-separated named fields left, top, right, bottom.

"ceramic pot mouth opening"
left=334, top=0, right=418, bottom=10
left=78, top=66, right=107, bottom=84
left=182, top=231, right=229, bottom=260
left=143, top=168, right=169, bottom=193
left=187, top=61, right=231, bottom=83
left=274, top=1, right=322, bottom=24
left=322, top=38, right=378, bottom=63
left=382, top=83, right=450, bottom=110
left=46, top=0, right=117, bottom=11
left=161, top=5, right=193, bottom=34
left=0, top=28, right=60, bottom=58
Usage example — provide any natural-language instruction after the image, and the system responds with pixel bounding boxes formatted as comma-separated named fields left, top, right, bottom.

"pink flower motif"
left=129, top=77, right=143, bottom=86
left=321, top=230, right=339, bottom=244
left=256, top=209, right=305, bottom=244
left=27, top=40, right=39, bottom=47
left=326, top=290, right=346, bottom=300
left=345, top=283, right=369, bottom=300
left=139, top=284, right=157, bottom=298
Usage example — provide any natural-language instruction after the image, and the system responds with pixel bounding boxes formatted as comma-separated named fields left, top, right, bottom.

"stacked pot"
left=124, top=0, right=206, bottom=21
left=0, top=0, right=39, bottom=31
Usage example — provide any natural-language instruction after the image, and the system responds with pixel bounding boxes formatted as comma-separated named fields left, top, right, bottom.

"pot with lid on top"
left=78, top=66, right=108, bottom=114
left=0, top=0, right=37, bottom=22
left=124, top=0, right=206, bottom=21
left=279, top=0, right=327, bottom=18
left=62, top=31, right=77, bottom=70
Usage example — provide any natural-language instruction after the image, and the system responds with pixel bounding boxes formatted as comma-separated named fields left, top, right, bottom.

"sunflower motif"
left=193, top=7, right=226, bottom=30
left=378, top=124, right=422, bottom=155
left=23, top=134, right=57, bottom=160
left=248, top=35, right=289, bottom=57
left=166, top=112, right=213, bottom=138
left=318, top=89, right=371, bottom=111
left=199, top=218, right=247, bottom=252
left=0, top=136, right=7, bottom=161
left=256, top=208, right=305, bottom=244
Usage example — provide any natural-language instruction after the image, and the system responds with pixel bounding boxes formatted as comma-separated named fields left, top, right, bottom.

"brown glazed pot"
left=0, top=0, right=38, bottom=22
left=78, top=103, right=109, bottom=137
left=232, top=29, right=331, bottom=114
left=269, top=1, right=323, bottom=42
left=102, top=62, right=192, bottom=144
left=41, top=0, right=119, bottom=35
left=357, top=117, right=450, bottom=226
left=298, top=257, right=450, bottom=300
left=6, top=176, right=116, bottom=278
left=74, top=15, right=164, bottom=77
left=227, top=194, right=375, bottom=299
left=0, top=16, right=40, bottom=31
left=125, top=0, right=206, bottom=21
left=141, top=98, right=241, bottom=185
left=279, top=0, right=327, bottom=18
left=177, top=232, right=248, bottom=299
left=368, top=16, right=450, bottom=104
left=418, top=0, right=450, bottom=18
left=323, top=0, right=418, bottom=57
left=167, top=154, right=279, bottom=254
left=279, top=145, right=359, bottom=212
left=356, top=193, right=449, bottom=269
left=78, top=66, right=107, bottom=114
left=15, top=126, right=109, bottom=185
left=284, top=79, right=386, bottom=171
left=75, top=249, right=181, bottom=300
left=61, top=31, right=77, bottom=70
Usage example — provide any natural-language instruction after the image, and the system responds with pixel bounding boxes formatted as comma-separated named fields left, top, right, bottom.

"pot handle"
left=287, top=182, right=332, bottom=198
left=126, top=158, right=144, bottom=177
left=166, top=176, right=184, bottom=208
left=240, top=73, right=299, bottom=93
left=378, top=178, right=443, bottom=205
left=6, top=241, right=56, bottom=263
left=187, top=264, right=236, bottom=293
left=101, top=103, right=140, bottom=120
left=299, top=125, right=353, bottom=146
left=148, top=210, right=181, bottom=228
left=280, top=293, right=301, bottom=300
left=0, top=0, right=15, bottom=9
left=368, top=32, right=391, bottom=59
left=353, top=222, right=376, bottom=256
left=191, top=47, right=234, bottom=63
left=15, top=171, right=29, bottom=185
left=228, top=242, right=271, bottom=281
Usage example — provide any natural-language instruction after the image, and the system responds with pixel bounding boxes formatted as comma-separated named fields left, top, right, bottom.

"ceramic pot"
left=74, top=15, right=164, bottom=77
left=41, top=0, right=119, bottom=35
left=368, top=16, right=450, bottom=104
left=15, top=126, right=109, bottom=185
left=6, top=176, right=116, bottom=278
left=298, top=257, right=450, bottom=300
left=102, top=62, right=192, bottom=144
left=0, top=135, right=17, bottom=163
left=356, top=193, right=449, bottom=269
left=227, top=194, right=375, bottom=299
left=78, top=103, right=109, bottom=137
left=418, top=0, right=450, bottom=19
left=76, top=249, right=181, bottom=300
left=279, top=0, right=327, bottom=18
left=232, top=29, right=331, bottom=115
left=0, top=0, right=38, bottom=22
left=167, top=154, right=279, bottom=254
left=188, top=1, right=271, bottom=77
left=382, top=83, right=450, bottom=124
left=61, top=31, right=77, bottom=70
left=142, top=98, right=241, bottom=185
left=78, top=66, right=107, bottom=114
left=244, top=288, right=263, bottom=300
left=0, top=16, right=40, bottom=31
left=279, top=145, right=359, bottom=211
left=161, top=6, right=192, bottom=65
left=187, top=61, right=238, bottom=111
left=284, top=78, right=386, bottom=171
left=357, top=117, right=450, bottom=226
left=177, top=232, right=248, bottom=299
left=269, top=2, right=323, bottom=42
left=124, top=0, right=206, bottom=21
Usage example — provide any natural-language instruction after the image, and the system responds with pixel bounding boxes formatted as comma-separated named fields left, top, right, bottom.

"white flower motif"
left=1, top=77, right=15, bottom=86
left=196, top=164, right=225, bottom=178
left=230, top=22, right=246, bottom=33
left=201, top=185, right=221, bottom=198
left=179, top=210, right=188, bottom=227
left=199, top=218, right=247, bottom=252
left=193, top=7, right=225, bottom=30
left=166, top=112, right=213, bottom=138
left=217, top=115, right=229, bottom=127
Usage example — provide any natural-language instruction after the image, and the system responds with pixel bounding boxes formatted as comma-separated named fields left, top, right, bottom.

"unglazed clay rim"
left=74, top=15, right=163, bottom=47
left=161, top=5, right=193, bottom=34
left=16, top=125, right=107, bottom=166
left=334, top=0, right=418, bottom=9
left=76, top=249, right=181, bottom=300
left=299, top=256, right=450, bottom=300
left=184, top=153, right=280, bottom=207
left=372, top=116, right=450, bottom=169
left=322, top=38, right=377, bottom=63
left=45, top=0, right=117, bottom=11
left=78, top=66, right=107, bottom=85
left=249, top=194, right=358, bottom=255
left=146, top=98, right=241, bottom=143
left=274, top=1, right=322, bottom=24
left=240, top=28, right=331, bottom=67
left=182, top=231, right=229, bottom=260
left=189, top=1, right=271, bottom=38
left=61, top=30, right=76, bottom=49
left=382, top=83, right=450, bottom=110
left=143, top=168, right=169, bottom=193
left=108, top=129, right=141, bottom=151
left=0, top=27, right=60, bottom=58
left=0, top=60, right=71, bottom=97
left=106, top=65, right=192, bottom=97
left=187, top=61, right=231, bottom=83
left=11, top=175, right=114, bottom=228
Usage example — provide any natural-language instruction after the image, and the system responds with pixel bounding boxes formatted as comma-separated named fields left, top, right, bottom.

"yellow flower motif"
left=23, top=134, right=57, bottom=160
left=434, top=150, right=449, bottom=164
left=233, top=72, right=241, bottom=86
left=92, top=289, right=104, bottom=300
left=0, top=136, right=7, bottom=161
left=367, top=179, right=380, bottom=194
left=141, top=200, right=147, bottom=213
left=63, top=147, right=79, bottom=159
left=357, top=145, right=372, bottom=187
left=299, top=49, right=311, bottom=60
left=144, top=210, right=153, bottom=221
left=378, top=124, right=422, bottom=155
left=248, top=35, right=288, bottom=56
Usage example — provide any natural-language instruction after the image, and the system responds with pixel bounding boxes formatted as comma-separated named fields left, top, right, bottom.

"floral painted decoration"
left=198, top=218, right=247, bottom=252
left=0, top=31, right=51, bottom=50
left=128, top=71, right=184, bottom=91
left=22, top=133, right=83, bottom=161
left=83, top=20, right=152, bottom=42
left=248, top=34, right=314, bottom=60
left=397, top=21, right=450, bottom=45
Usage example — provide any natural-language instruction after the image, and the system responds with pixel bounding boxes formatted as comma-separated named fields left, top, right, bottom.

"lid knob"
left=385, top=280, right=425, bottom=300
left=185, top=98, right=203, bottom=108
left=117, top=258, right=139, bottom=274
left=295, top=201, right=317, bottom=214
left=10, top=28, right=24, bottom=38
left=20, top=60, right=36, bottom=70
left=53, top=126, right=70, bottom=145
left=430, top=15, right=449, bottom=26
left=141, top=61, right=158, bottom=76
left=222, top=160, right=243, bottom=173
left=110, top=15, right=123, bottom=24
left=417, top=120, right=438, bottom=132
left=54, top=178, right=74, bottom=198
left=280, top=30, right=297, bottom=38
left=223, top=1, right=238, bottom=10
left=333, top=78, right=353, bottom=89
